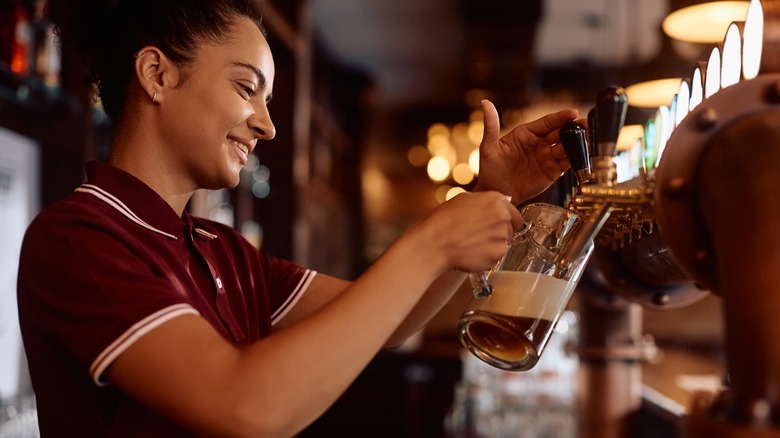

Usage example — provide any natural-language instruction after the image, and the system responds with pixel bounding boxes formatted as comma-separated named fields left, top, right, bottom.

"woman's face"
left=158, top=17, right=276, bottom=191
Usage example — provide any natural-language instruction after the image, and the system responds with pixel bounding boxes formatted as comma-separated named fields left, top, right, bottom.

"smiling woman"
left=112, top=18, right=276, bottom=201
left=16, top=0, right=579, bottom=436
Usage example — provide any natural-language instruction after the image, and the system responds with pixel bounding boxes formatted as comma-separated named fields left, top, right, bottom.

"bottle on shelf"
left=0, top=0, right=32, bottom=76
left=30, top=0, right=59, bottom=89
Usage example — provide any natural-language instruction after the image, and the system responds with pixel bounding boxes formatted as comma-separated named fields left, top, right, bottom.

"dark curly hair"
left=47, top=0, right=264, bottom=122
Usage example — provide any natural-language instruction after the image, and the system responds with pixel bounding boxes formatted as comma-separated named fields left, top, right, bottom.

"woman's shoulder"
left=28, top=189, right=109, bottom=228
left=29, top=187, right=132, bottom=233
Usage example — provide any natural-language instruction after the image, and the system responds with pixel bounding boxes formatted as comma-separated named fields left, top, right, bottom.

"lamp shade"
left=625, top=78, right=683, bottom=108
left=663, top=1, right=750, bottom=43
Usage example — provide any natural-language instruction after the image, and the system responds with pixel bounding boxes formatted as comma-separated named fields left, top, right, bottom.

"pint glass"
left=457, top=203, right=594, bottom=371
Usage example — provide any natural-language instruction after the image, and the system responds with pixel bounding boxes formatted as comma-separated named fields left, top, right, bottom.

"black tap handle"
left=595, top=86, right=628, bottom=157
left=559, top=120, right=590, bottom=185
left=587, top=108, right=598, bottom=158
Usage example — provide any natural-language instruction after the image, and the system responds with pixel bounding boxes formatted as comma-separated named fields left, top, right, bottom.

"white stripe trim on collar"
left=195, top=228, right=218, bottom=239
left=75, top=184, right=178, bottom=240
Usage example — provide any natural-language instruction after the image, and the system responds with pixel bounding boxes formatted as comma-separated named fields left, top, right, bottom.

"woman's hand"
left=404, top=191, right=522, bottom=274
left=474, top=99, right=580, bottom=204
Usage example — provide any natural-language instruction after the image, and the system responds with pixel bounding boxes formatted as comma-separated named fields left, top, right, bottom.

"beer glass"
left=457, top=203, right=594, bottom=371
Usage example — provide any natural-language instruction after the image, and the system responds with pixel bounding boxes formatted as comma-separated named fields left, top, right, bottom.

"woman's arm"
left=277, top=270, right=467, bottom=349
left=106, top=191, right=520, bottom=438
left=276, top=102, right=583, bottom=350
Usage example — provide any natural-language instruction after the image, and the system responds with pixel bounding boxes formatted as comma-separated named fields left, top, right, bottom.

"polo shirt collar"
left=80, top=160, right=196, bottom=239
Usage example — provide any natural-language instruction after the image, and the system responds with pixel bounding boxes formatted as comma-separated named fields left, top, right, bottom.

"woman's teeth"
left=229, top=139, right=248, bottom=155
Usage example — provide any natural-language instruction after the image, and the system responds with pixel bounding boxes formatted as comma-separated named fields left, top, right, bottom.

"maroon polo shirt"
left=17, top=160, right=315, bottom=437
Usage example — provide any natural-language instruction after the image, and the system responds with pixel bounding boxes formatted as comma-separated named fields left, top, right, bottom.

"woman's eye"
left=239, top=84, right=255, bottom=99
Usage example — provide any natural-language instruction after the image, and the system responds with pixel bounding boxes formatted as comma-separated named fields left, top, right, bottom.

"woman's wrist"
left=390, top=224, right=451, bottom=278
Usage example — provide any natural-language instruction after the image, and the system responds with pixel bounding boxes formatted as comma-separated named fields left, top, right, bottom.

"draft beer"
left=458, top=203, right=593, bottom=371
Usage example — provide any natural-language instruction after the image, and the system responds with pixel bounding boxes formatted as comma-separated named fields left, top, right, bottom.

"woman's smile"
left=227, top=137, right=253, bottom=165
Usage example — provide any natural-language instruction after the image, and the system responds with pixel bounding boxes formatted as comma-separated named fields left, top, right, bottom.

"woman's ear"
left=134, top=46, right=179, bottom=104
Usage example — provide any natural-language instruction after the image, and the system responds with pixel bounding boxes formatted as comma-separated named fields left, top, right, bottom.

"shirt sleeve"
left=261, top=253, right=316, bottom=325
left=17, top=208, right=199, bottom=386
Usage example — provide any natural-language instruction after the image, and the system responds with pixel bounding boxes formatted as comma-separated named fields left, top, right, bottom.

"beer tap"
left=563, top=86, right=705, bottom=307
left=587, top=107, right=598, bottom=157
left=567, top=86, right=657, bottom=251
left=562, top=86, right=708, bottom=438
left=558, top=120, right=613, bottom=277
left=560, top=86, right=665, bottom=438
left=591, top=87, right=625, bottom=184
left=594, top=87, right=628, bottom=157
left=559, top=120, right=591, bottom=185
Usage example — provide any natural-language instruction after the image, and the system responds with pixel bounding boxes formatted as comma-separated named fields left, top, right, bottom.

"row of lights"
left=626, top=1, right=758, bottom=109
left=625, top=0, right=762, bottom=172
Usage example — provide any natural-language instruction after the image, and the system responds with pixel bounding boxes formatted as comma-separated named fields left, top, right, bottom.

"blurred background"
left=310, top=0, right=683, bottom=271
left=0, top=0, right=732, bottom=436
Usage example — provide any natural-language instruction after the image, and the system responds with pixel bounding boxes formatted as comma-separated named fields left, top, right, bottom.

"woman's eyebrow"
left=230, top=61, right=267, bottom=89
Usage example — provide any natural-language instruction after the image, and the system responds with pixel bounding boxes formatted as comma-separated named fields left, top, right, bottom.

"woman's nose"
left=249, top=104, right=276, bottom=140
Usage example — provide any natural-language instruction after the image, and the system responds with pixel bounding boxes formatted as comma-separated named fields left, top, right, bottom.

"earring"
left=151, top=92, right=157, bottom=103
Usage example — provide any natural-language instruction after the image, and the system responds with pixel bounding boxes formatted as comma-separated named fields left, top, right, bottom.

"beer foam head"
left=478, top=271, right=573, bottom=320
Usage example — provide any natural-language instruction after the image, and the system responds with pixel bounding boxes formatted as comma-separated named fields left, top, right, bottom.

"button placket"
left=186, top=224, right=246, bottom=343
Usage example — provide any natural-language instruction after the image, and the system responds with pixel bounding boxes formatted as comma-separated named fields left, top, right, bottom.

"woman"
left=17, top=0, right=579, bottom=436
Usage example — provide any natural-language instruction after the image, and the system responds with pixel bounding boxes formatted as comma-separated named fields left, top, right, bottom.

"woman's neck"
left=108, top=125, right=196, bottom=217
